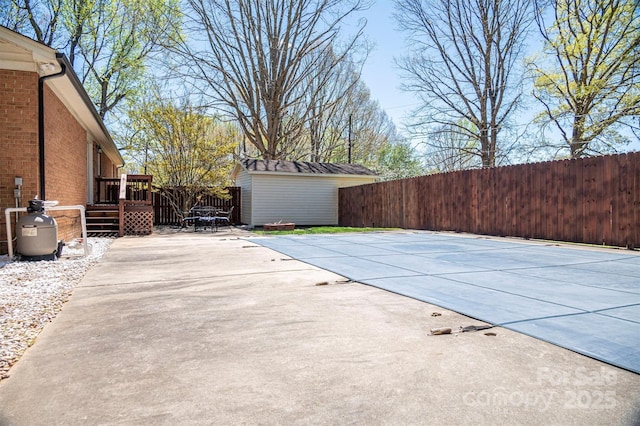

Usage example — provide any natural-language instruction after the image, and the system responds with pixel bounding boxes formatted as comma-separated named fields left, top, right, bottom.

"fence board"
left=586, top=158, right=599, bottom=244
left=631, top=155, right=640, bottom=248
left=499, top=166, right=509, bottom=236
left=631, top=155, right=637, bottom=248
left=543, top=162, right=553, bottom=239
left=532, top=163, right=542, bottom=239
left=153, top=187, right=241, bottom=226
left=339, top=153, right=640, bottom=248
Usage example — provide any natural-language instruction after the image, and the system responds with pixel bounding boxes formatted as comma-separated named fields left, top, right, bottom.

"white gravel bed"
left=0, top=238, right=113, bottom=380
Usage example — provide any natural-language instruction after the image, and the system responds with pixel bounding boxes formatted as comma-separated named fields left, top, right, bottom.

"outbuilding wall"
left=236, top=170, right=252, bottom=225
left=242, top=173, right=376, bottom=227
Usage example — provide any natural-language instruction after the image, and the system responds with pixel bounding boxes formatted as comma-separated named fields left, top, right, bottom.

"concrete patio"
left=0, top=229, right=639, bottom=425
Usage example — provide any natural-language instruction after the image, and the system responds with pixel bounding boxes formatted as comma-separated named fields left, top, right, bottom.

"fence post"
left=118, top=174, right=127, bottom=237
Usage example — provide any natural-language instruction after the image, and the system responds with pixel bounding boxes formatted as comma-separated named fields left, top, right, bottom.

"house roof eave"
left=244, top=170, right=378, bottom=180
left=0, top=26, right=124, bottom=167
left=238, top=158, right=378, bottom=178
left=52, top=54, right=124, bottom=166
left=230, top=163, right=243, bottom=181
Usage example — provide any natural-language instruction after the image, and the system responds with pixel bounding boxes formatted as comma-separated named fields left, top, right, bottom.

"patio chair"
left=213, top=206, right=234, bottom=231
left=184, top=206, right=216, bottom=231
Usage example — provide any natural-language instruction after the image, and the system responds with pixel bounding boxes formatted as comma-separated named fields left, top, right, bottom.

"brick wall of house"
left=0, top=71, right=92, bottom=254
left=104, top=155, right=118, bottom=177
left=95, top=144, right=120, bottom=179
left=44, top=84, right=87, bottom=204
left=0, top=70, right=39, bottom=254
left=109, top=158, right=118, bottom=177
left=90, top=142, right=120, bottom=203
left=43, top=84, right=88, bottom=243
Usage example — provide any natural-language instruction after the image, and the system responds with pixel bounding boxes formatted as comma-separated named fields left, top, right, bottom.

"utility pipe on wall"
left=4, top=208, right=26, bottom=259
left=38, top=62, right=67, bottom=201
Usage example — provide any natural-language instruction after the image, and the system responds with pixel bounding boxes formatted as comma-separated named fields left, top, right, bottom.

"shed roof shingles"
left=241, top=159, right=377, bottom=176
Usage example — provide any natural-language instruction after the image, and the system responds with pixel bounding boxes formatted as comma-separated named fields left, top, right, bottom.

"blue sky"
left=355, top=1, right=419, bottom=130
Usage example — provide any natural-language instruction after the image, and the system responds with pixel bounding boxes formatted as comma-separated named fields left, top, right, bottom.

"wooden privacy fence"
left=153, top=187, right=241, bottom=225
left=339, top=152, right=640, bottom=248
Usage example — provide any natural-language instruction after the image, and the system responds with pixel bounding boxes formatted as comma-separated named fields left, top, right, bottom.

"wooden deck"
left=89, top=175, right=153, bottom=237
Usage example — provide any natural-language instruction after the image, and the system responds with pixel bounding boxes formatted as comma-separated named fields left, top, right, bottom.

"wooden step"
left=86, top=207, right=120, bottom=234
left=87, top=205, right=118, bottom=210
left=86, top=222, right=118, bottom=229
left=86, top=230, right=119, bottom=238
left=86, top=217, right=119, bottom=223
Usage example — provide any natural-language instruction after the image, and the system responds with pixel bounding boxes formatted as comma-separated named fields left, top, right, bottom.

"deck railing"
left=96, top=174, right=152, bottom=205
left=95, top=174, right=153, bottom=236
left=95, top=178, right=120, bottom=204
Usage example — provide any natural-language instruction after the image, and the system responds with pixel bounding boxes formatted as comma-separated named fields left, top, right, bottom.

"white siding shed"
left=231, top=159, right=377, bottom=228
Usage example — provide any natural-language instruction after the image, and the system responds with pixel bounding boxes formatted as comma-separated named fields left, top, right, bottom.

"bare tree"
left=530, top=0, right=640, bottom=158
left=422, top=123, right=483, bottom=173
left=296, top=52, right=398, bottom=166
left=177, top=0, right=369, bottom=160
left=304, top=47, right=361, bottom=162
left=346, top=90, right=398, bottom=166
left=301, top=79, right=398, bottom=166
left=395, top=0, right=533, bottom=168
left=0, top=0, right=26, bottom=31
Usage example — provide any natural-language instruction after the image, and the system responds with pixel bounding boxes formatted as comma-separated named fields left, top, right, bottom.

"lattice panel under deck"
left=124, top=211, right=153, bottom=235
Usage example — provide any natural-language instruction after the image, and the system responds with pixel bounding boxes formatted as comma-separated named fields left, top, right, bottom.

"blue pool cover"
left=250, top=232, right=640, bottom=374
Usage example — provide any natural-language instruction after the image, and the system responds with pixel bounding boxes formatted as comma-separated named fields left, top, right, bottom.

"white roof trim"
left=245, top=170, right=377, bottom=179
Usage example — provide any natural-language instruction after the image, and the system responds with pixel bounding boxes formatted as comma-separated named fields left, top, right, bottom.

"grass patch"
left=253, top=226, right=399, bottom=235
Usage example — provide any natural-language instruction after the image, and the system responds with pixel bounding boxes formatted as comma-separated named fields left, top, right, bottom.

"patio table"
left=183, top=206, right=219, bottom=232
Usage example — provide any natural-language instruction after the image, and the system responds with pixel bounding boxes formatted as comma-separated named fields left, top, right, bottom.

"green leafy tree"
left=530, top=0, right=640, bottom=157
left=1, top=0, right=63, bottom=45
left=75, top=0, right=182, bottom=118
left=3, top=0, right=182, bottom=120
left=126, top=92, right=238, bottom=219
left=376, top=140, right=425, bottom=181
